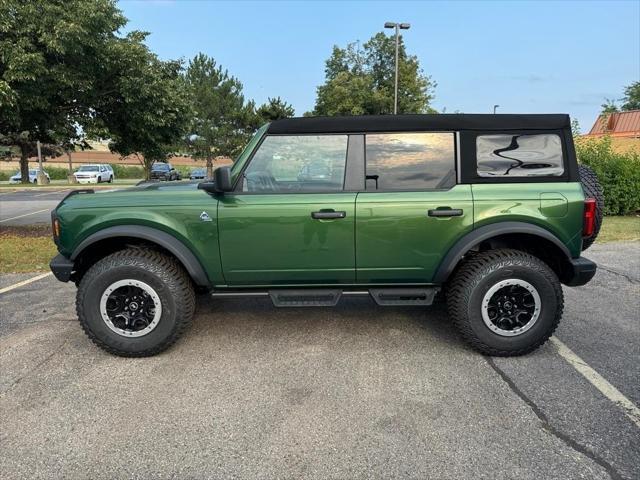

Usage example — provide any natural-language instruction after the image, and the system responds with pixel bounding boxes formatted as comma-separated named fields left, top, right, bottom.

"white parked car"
left=9, top=169, right=51, bottom=184
left=73, top=164, right=114, bottom=184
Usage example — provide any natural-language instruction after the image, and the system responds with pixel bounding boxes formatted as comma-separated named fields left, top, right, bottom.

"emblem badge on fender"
left=200, top=211, right=212, bottom=222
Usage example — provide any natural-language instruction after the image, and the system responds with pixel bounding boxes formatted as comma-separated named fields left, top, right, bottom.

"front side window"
left=365, top=133, right=456, bottom=191
left=242, top=135, right=348, bottom=193
left=476, top=134, right=564, bottom=177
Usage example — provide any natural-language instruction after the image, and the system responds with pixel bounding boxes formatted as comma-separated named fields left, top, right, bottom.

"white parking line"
left=0, top=208, right=50, bottom=223
left=0, top=272, right=52, bottom=294
left=551, top=337, right=640, bottom=428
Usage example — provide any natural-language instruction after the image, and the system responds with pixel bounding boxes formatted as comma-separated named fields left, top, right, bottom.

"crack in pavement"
left=486, top=357, right=625, bottom=480
left=597, top=265, right=639, bottom=285
left=0, top=339, right=69, bottom=396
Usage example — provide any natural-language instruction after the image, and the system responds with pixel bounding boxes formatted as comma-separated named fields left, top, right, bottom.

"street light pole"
left=493, top=104, right=500, bottom=114
left=385, top=22, right=411, bottom=115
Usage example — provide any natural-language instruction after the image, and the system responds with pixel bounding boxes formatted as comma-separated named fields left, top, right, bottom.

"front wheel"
left=76, top=249, right=196, bottom=356
left=446, top=249, right=563, bottom=356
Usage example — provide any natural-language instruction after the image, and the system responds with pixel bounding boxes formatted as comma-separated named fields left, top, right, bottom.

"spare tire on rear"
left=578, top=164, right=604, bottom=251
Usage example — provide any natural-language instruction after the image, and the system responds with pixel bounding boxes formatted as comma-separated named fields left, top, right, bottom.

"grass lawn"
left=0, top=216, right=638, bottom=274
left=597, top=216, right=640, bottom=243
left=0, top=225, right=58, bottom=273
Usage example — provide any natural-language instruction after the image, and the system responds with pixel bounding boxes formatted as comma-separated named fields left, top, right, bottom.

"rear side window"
left=242, top=135, right=348, bottom=193
left=365, top=133, right=456, bottom=191
left=476, top=134, right=564, bottom=177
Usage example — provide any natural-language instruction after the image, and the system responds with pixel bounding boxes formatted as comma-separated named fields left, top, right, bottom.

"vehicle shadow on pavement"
left=189, top=293, right=469, bottom=354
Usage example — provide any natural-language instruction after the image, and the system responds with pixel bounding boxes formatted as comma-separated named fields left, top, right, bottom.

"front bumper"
left=50, top=254, right=74, bottom=282
left=75, top=177, right=99, bottom=184
left=566, top=257, right=597, bottom=287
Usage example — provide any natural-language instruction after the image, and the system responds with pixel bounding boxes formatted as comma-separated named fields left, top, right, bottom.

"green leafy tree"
left=255, top=97, right=295, bottom=122
left=183, top=53, right=256, bottom=177
left=621, top=81, right=640, bottom=111
left=601, top=99, right=619, bottom=114
left=0, top=0, right=189, bottom=182
left=90, top=35, right=190, bottom=179
left=0, top=0, right=127, bottom=182
left=312, top=33, right=435, bottom=115
left=601, top=81, right=640, bottom=113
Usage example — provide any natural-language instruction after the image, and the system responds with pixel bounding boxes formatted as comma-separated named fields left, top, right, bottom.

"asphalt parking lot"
left=0, top=241, right=638, bottom=479
left=0, top=188, right=73, bottom=225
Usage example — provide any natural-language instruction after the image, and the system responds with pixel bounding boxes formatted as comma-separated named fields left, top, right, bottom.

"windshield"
left=152, top=164, right=169, bottom=171
left=231, top=123, right=269, bottom=184
left=78, top=166, right=99, bottom=172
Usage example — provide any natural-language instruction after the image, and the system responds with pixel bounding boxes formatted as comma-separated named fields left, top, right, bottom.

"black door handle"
left=428, top=208, right=463, bottom=217
left=311, top=210, right=346, bottom=219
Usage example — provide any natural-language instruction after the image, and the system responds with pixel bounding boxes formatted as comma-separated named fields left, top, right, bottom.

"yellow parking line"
left=0, top=272, right=52, bottom=295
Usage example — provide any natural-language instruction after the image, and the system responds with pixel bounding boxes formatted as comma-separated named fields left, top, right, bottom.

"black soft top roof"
left=267, top=114, right=570, bottom=134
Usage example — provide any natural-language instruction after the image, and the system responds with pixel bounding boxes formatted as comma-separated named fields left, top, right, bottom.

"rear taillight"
left=583, top=198, right=596, bottom=237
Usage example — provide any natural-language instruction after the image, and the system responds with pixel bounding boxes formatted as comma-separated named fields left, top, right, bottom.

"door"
left=356, top=132, right=473, bottom=283
left=218, top=134, right=357, bottom=286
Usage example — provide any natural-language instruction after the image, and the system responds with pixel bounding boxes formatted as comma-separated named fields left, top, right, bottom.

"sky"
left=119, top=0, right=640, bottom=132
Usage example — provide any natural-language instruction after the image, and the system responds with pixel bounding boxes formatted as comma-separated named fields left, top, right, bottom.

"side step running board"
left=212, top=287, right=438, bottom=307
left=369, top=288, right=436, bottom=306
left=270, top=289, right=342, bottom=307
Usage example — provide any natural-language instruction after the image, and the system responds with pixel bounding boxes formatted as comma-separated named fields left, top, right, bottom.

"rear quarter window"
left=476, top=133, right=564, bottom=177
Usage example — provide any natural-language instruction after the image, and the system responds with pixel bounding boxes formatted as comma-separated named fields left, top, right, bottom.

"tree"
left=311, top=33, right=435, bottom=115
left=90, top=33, right=190, bottom=179
left=600, top=81, right=640, bottom=113
left=0, top=0, right=127, bottom=182
left=0, top=0, right=189, bottom=182
left=601, top=99, right=619, bottom=114
left=183, top=53, right=256, bottom=177
left=621, top=81, right=640, bottom=111
left=255, top=97, right=295, bottom=122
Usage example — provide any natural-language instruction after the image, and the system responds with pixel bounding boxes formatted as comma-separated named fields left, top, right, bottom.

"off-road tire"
left=578, top=164, right=604, bottom=251
left=447, top=249, right=563, bottom=356
left=76, top=248, right=195, bottom=357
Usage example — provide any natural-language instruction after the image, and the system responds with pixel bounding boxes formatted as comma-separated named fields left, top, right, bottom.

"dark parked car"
left=149, top=162, right=179, bottom=181
left=190, top=168, right=207, bottom=180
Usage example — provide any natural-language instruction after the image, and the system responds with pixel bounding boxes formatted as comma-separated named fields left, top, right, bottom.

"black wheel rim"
left=481, top=279, right=541, bottom=337
left=99, top=279, right=162, bottom=337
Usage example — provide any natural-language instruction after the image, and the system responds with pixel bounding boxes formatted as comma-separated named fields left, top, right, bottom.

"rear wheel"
left=447, top=249, right=563, bottom=356
left=76, top=249, right=196, bottom=357
left=108, top=175, right=113, bottom=183
left=578, top=164, right=603, bottom=250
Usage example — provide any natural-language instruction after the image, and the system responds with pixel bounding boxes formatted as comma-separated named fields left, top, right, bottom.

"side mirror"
left=198, top=166, right=233, bottom=194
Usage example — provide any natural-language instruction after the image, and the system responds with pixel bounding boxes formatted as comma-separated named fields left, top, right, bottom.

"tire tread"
left=447, top=248, right=563, bottom=356
left=76, top=248, right=195, bottom=357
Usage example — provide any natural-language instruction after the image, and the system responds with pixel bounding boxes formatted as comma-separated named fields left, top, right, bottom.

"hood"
left=56, top=182, right=206, bottom=210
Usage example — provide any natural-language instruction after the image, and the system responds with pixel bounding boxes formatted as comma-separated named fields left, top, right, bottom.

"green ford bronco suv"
left=50, top=114, right=603, bottom=357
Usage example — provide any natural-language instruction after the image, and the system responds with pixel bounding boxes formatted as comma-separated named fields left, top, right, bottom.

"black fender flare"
left=433, top=222, right=572, bottom=284
left=71, top=225, right=210, bottom=287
